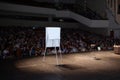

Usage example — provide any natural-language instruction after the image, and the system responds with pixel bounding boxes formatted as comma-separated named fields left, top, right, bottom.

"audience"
left=0, top=26, right=119, bottom=60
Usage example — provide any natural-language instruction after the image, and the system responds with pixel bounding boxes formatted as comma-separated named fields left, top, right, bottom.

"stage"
left=0, top=51, right=120, bottom=80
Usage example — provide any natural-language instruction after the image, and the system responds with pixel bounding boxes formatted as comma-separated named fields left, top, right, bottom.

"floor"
left=0, top=51, right=120, bottom=80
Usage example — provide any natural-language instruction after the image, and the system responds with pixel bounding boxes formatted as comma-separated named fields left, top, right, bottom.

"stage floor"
left=0, top=51, right=120, bottom=80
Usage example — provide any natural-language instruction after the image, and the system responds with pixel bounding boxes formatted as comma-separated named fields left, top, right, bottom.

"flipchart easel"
left=43, top=27, right=62, bottom=65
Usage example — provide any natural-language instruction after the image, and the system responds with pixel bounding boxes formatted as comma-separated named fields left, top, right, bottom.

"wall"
left=0, top=18, right=80, bottom=28
left=114, top=29, right=120, bottom=38
left=77, top=24, right=108, bottom=36
left=0, top=1, right=110, bottom=36
left=34, top=0, right=75, bottom=4
left=89, top=28, right=108, bottom=36
left=86, top=0, right=106, bottom=18
left=107, top=0, right=120, bottom=24
left=0, top=18, right=109, bottom=36
left=116, top=0, right=120, bottom=23
left=0, top=2, right=109, bottom=28
left=106, top=0, right=120, bottom=39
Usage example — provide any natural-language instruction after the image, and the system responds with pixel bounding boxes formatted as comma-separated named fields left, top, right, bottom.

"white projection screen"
left=46, top=27, right=61, bottom=47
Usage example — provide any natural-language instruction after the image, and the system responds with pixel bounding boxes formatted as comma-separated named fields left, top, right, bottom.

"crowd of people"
left=0, top=26, right=119, bottom=60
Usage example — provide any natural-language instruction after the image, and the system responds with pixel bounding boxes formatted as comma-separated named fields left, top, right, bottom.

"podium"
left=114, top=45, right=120, bottom=54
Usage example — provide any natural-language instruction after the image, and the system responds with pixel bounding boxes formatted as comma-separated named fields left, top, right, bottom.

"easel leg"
left=59, top=47, right=62, bottom=64
left=43, top=48, right=47, bottom=62
left=55, top=47, right=59, bottom=65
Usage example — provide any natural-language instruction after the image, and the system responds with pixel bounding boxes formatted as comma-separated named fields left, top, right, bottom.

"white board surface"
left=46, top=27, right=61, bottom=47
left=46, top=27, right=60, bottom=39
